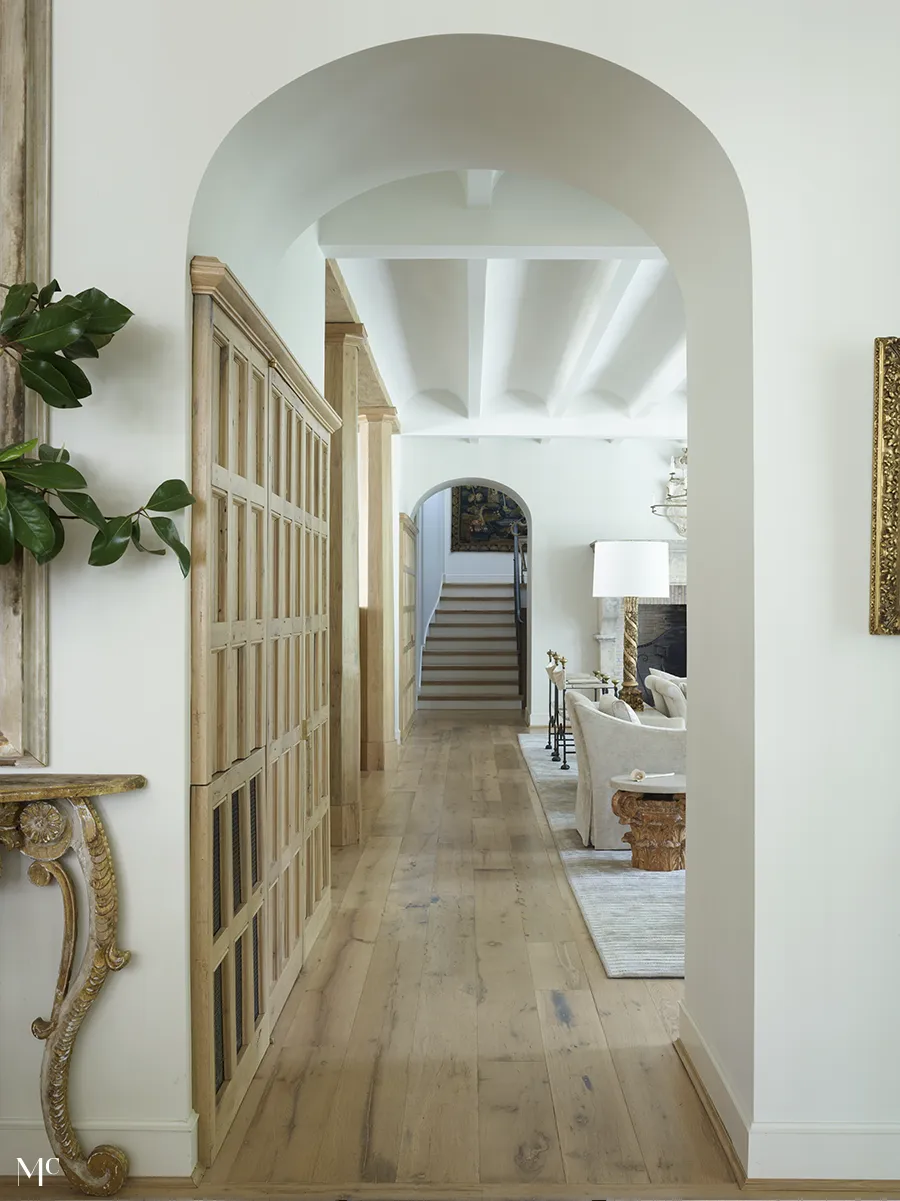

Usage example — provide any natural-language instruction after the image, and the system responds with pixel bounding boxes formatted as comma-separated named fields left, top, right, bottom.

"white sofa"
left=645, top=667, right=688, bottom=720
left=565, top=689, right=686, bottom=850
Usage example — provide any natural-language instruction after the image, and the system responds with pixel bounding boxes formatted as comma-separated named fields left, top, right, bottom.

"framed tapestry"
left=871, top=336, right=900, bottom=633
left=450, top=485, right=527, bottom=552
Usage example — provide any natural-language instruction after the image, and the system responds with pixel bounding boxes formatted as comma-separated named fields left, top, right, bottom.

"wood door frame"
left=0, top=0, right=50, bottom=765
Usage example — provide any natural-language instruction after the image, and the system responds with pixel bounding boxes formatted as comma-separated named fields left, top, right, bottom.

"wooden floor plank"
left=204, top=711, right=734, bottom=1193
left=536, top=988, right=649, bottom=1185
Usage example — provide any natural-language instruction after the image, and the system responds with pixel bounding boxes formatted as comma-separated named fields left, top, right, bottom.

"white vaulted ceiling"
left=318, top=170, right=687, bottom=439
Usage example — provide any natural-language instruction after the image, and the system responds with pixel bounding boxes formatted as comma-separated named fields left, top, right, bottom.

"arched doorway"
left=184, top=36, right=754, bottom=1178
left=412, top=478, right=532, bottom=718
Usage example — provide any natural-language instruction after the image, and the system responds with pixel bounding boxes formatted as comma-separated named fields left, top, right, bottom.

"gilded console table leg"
left=17, top=797, right=131, bottom=1197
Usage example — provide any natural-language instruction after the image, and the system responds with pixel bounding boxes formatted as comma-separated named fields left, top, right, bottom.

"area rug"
left=517, top=732, right=684, bottom=978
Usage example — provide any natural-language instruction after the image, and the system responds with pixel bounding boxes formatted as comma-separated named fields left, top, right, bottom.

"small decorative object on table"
left=0, top=773, right=145, bottom=1197
left=610, top=772, right=686, bottom=871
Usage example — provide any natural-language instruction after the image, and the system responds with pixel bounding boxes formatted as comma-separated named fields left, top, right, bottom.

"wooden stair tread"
left=417, top=692, right=524, bottom=701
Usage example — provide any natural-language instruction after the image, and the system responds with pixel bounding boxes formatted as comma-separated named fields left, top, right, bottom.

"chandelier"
left=651, top=447, right=687, bottom=538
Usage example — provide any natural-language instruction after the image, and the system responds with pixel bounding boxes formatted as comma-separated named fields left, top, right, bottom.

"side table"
left=0, top=774, right=145, bottom=1197
left=610, top=773, right=686, bottom=871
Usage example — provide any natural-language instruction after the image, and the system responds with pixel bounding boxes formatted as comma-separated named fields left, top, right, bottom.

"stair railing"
left=512, top=523, right=527, bottom=703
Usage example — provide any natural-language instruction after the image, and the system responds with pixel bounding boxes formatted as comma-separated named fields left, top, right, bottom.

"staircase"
left=418, top=582, right=524, bottom=710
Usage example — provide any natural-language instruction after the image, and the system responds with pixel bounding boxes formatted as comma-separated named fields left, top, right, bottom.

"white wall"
left=401, top=439, right=678, bottom=722
left=268, top=225, right=326, bottom=393
left=416, top=490, right=448, bottom=678
left=32, top=2, right=900, bottom=1182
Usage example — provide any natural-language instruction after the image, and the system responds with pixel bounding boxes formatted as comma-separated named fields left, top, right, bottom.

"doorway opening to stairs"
left=413, top=480, right=531, bottom=717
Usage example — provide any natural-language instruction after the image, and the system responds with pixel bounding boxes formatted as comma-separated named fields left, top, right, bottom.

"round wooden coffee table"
left=610, top=773, right=686, bottom=871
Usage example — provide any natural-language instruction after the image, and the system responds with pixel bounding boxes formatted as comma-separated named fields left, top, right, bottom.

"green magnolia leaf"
left=145, top=478, right=196, bottom=513
left=4, top=460, right=87, bottom=490
left=6, top=486, right=55, bottom=557
left=57, top=490, right=107, bottom=531
left=0, top=438, right=39, bottom=463
left=149, top=515, right=191, bottom=577
left=0, top=505, right=14, bottom=564
left=89, top=514, right=132, bottom=567
left=26, top=353, right=92, bottom=400
left=130, top=516, right=164, bottom=556
left=37, top=443, right=70, bottom=463
left=87, top=332, right=114, bottom=351
left=60, top=336, right=100, bottom=361
left=75, top=288, right=132, bottom=336
left=34, top=508, right=65, bottom=565
left=15, top=302, right=89, bottom=353
left=0, top=282, right=37, bottom=333
left=37, top=280, right=60, bottom=308
left=0, top=472, right=6, bottom=513
left=19, top=354, right=81, bottom=409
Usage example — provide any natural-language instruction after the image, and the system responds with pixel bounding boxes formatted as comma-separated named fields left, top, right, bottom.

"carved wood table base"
left=611, top=788, right=686, bottom=871
left=0, top=774, right=145, bottom=1197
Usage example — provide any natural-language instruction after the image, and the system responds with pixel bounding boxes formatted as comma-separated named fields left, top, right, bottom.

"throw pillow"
left=611, top=698, right=642, bottom=724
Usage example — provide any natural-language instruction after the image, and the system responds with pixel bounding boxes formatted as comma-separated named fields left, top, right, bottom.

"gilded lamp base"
left=618, top=682, right=645, bottom=711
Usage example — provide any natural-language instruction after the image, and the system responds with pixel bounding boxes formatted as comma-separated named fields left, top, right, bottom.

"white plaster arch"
left=411, top=476, right=532, bottom=527
left=187, top=32, right=756, bottom=1153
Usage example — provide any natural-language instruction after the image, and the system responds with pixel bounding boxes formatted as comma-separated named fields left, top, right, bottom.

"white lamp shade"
left=592, top=540, right=670, bottom=597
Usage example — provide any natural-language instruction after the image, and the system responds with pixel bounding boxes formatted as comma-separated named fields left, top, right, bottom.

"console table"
left=0, top=774, right=145, bottom=1197
left=610, top=773, right=686, bottom=871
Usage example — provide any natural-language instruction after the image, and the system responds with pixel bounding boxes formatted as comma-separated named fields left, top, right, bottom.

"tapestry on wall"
left=450, top=485, right=528, bottom=552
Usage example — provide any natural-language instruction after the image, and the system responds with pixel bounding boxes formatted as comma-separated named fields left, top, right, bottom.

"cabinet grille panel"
left=231, top=789, right=242, bottom=912
left=191, top=267, right=335, bottom=1167
left=212, top=805, right=222, bottom=937
left=213, top=964, right=225, bottom=1094
left=234, top=936, right=244, bottom=1054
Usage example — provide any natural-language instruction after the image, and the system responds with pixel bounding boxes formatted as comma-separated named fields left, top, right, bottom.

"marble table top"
left=610, top=773, right=686, bottom=795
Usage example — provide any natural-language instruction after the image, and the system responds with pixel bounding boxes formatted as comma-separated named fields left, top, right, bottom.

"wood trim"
left=0, top=0, right=50, bottom=765
left=190, top=257, right=341, bottom=435
left=673, top=1037, right=746, bottom=1185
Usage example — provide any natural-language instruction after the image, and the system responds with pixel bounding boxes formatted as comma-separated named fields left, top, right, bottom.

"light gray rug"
left=517, top=732, right=684, bottom=978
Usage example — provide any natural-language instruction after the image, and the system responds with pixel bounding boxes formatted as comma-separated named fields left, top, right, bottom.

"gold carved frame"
left=870, top=337, right=900, bottom=634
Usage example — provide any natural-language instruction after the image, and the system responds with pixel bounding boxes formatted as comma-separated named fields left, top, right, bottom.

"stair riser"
left=438, top=598, right=515, bottom=612
left=431, top=612, right=516, bottom=626
left=417, top=698, right=524, bottom=710
left=425, top=639, right=517, bottom=654
left=419, top=683, right=522, bottom=698
left=421, top=669, right=520, bottom=683
left=423, top=654, right=519, bottom=667
left=442, top=584, right=514, bottom=597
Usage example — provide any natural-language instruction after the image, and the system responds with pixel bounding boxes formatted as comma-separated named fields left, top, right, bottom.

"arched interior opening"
left=185, top=32, right=754, bottom=1176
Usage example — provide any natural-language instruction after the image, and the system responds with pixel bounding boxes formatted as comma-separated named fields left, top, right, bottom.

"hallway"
left=205, top=713, right=734, bottom=1194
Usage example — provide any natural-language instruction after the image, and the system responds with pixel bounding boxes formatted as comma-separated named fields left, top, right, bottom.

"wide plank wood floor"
left=205, top=712, right=734, bottom=1194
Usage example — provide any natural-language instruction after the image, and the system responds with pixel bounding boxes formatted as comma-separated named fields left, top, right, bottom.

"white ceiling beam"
left=463, top=169, right=500, bottom=207
left=546, top=261, right=625, bottom=417
left=398, top=413, right=687, bottom=439
left=323, top=242, right=663, bottom=261
left=556, top=259, right=669, bottom=410
left=466, top=260, right=488, bottom=420
left=627, top=336, right=687, bottom=418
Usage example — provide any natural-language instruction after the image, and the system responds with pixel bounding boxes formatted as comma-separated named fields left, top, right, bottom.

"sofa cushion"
left=648, top=666, right=687, bottom=698
left=611, top=698, right=641, bottom=724
left=639, top=711, right=686, bottom=729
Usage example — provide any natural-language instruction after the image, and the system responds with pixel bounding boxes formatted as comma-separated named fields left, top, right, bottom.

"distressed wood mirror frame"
left=870, top=337, right=900, bottom=635
left=0, top=1, right=51, bottom=763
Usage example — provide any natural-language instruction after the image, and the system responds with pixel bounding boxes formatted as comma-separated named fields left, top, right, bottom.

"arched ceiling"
left=322, top=170, right=686, bottom=438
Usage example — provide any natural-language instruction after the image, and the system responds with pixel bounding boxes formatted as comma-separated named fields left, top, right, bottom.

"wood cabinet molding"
left=0, top=0, right=51, bottom=765
left=190, top=256, right=341, bottom=436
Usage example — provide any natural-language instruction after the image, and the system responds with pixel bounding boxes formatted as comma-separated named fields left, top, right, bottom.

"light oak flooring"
left=202, top=711, right=734, bottom=1195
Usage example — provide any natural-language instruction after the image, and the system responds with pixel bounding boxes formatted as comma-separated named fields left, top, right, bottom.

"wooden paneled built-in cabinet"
left=189, top=257, right=340, bottom=1165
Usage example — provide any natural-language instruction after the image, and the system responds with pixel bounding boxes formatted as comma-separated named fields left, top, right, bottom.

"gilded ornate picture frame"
left=870, top=337, right=900, bottom=634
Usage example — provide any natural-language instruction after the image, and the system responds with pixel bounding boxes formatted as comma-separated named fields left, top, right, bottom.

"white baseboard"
left=747, top=1120, right=900, bottom=1182
left=0, top=1114, right=197, bottom=1178
left=678, top=1002, right=751, bottom=1169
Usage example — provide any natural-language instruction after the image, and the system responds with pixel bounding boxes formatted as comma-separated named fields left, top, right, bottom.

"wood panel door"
left=399, top=513, right=417, bottom=740
left=189, top=259, right=340, bottom=1167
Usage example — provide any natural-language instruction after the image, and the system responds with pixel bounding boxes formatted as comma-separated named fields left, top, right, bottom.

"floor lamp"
left=592, top=540, right=670, bottom=711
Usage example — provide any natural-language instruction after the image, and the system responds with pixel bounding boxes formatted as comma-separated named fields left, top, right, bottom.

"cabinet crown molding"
left=190, top=256, right=341, bottom=434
